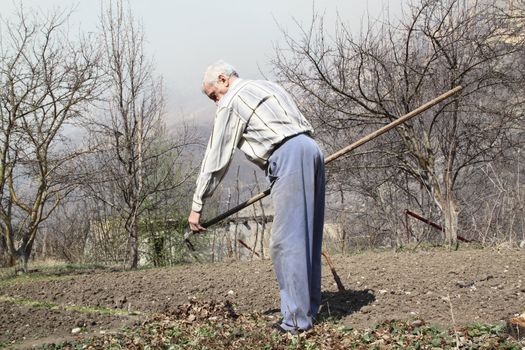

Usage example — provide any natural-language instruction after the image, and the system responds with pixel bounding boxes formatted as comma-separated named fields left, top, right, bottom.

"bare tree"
left=82, top=1, right=195, bottom=269
left=0, top=7, right=101, bottom=271
left=273, top=0, right=524, bottom=247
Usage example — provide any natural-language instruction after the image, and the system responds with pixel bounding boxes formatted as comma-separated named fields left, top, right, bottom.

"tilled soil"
left=1, top=248, right=524, bottom=348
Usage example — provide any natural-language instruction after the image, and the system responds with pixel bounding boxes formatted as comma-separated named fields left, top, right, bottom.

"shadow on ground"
left=260, top=288, right=375, bottom=322
left=318, top=288, right=375, bottom=321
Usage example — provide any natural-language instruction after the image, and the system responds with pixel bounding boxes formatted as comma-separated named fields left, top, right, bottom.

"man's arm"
left=189, top=106, right=246, bottom=230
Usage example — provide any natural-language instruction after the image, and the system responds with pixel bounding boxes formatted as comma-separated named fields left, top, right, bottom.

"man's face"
left=203, top=74, right=230, bottom=105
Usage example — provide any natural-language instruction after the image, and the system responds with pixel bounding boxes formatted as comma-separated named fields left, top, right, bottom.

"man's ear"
left=218, top=74, right=229, bottom=86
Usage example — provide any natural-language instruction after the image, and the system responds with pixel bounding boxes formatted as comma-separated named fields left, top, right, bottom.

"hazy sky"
left=1, top=0, right=401, bottom=126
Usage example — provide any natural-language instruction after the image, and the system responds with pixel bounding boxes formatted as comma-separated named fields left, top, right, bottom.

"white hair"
left=202, top=60, right=239, bottom=90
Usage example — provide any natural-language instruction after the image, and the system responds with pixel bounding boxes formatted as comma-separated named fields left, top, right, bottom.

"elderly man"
left=188, top=60, right=325, bottom=333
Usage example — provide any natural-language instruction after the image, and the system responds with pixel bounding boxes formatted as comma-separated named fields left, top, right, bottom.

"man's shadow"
left=262, top=288, right=375, bottom=322
left=317, top=288, right=375, bottom=322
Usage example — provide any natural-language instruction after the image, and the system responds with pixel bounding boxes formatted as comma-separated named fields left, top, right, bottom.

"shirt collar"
left=217, top=78, right=246, bottom=108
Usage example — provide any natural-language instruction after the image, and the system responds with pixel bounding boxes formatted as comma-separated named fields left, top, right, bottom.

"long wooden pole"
left=324, top=86, right=462, bottom=164
left=184, top=86, right=462, bottom=241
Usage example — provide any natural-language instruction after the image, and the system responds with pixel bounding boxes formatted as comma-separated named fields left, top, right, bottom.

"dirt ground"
left=1, top=247, right=524, bottom=348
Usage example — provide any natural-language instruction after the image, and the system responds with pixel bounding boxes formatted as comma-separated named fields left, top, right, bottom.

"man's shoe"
left=271, top=322, right=306, bottom=335
left=271, top=322, right=290, bottom=334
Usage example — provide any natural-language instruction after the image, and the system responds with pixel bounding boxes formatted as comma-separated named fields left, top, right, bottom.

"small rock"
left=71, top=327, right=82, bottom=335
left=115, top=295, right=128, bottom=307
left=361, top=307, right=371, bottom=314
left=227, top=290, right=235, bottom=296
left=411, top=320, right=424, bottom=327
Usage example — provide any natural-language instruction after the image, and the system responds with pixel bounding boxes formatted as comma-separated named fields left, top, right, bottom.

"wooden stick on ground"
left=322, top=251, right=345, bottom=292
left=237, top=239, right=260, bottom=258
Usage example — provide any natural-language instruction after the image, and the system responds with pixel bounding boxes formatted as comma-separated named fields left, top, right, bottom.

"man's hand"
left=188, top=210, right=207, bottom=233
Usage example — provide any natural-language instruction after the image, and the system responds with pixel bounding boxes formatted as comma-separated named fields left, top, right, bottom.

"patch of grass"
left=53, top=263, right=110, bottom=273
left=67, top=304, right=139, bottom=316
left=0, top=295, right=138, bottom=316
left=0, top=270, right=68, bottom=287
left=0, top=262, right=119, bottom=287
left=0, top=295, right=59, bottom=310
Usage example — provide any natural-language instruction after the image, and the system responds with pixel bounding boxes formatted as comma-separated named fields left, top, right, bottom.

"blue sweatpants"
left=266, top=134, right=325, bottom=331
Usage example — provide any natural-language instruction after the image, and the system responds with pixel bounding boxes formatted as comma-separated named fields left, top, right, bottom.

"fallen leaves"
left=39, top=299, right=525, bottom=350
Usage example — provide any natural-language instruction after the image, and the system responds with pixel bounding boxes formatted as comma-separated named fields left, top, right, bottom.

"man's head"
left=202, top=60, right=239, bottom=104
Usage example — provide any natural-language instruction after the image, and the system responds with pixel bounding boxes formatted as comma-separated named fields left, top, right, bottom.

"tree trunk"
left=432, top=184, right=459, bottom=248
left=128, top=219, right=139, bottom=269
left=0, top=235, right=11, bottom=267
left=443, top=193, right=459, bottom=248
left=443, top=168, right=459, bottom=248
left=19, top=251, right=29, bottom=273
left=18, top=239, right=34, bottom=273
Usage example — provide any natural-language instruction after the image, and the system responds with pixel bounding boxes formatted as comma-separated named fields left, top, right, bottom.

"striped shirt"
left=192, top=78, right=314, bottom=212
